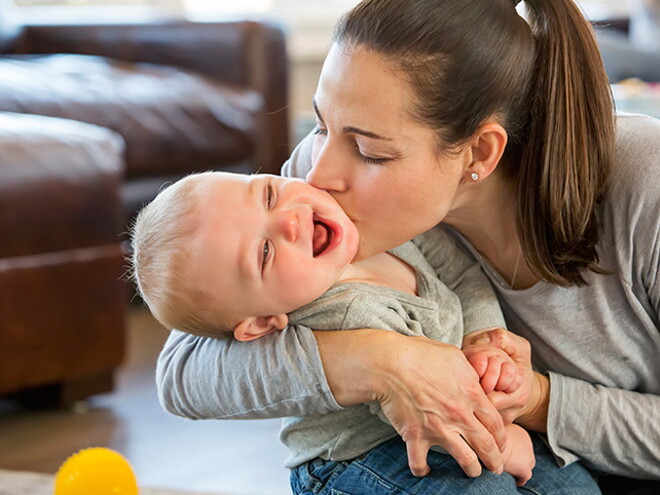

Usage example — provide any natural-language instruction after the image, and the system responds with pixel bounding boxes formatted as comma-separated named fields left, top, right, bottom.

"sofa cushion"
left=0, top=112, right=124, bottom=258
left=0, top=54, right=263, bottom=178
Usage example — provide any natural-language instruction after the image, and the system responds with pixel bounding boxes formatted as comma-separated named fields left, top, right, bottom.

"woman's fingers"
left=440, top=434, right=483, bottom=478
left=373, top=336, right=508, bottom=476
left=465, top=410, right=505, bottom=473
left=489, top=328, right=532, bottom=362
left=404, top=439, right=432, bottom=477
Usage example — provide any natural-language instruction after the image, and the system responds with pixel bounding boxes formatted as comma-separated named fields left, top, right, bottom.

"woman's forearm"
left=314, top=328, right=404, bottom=406
left=543, top=373, right=660, bottom=478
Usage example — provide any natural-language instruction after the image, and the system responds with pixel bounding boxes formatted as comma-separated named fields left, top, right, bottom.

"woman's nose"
left=306, top=142, right=348, bottom=193
left=277, top=209, right=299, bottom=242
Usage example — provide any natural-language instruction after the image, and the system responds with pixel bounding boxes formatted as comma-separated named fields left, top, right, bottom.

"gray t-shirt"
left=282, top=239, right=474, bottom=467
left=156, top=113, right=660, bottom=478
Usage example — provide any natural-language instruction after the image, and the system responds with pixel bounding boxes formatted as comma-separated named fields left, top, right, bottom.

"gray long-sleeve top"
left=157, top=113, right=660, bottom=478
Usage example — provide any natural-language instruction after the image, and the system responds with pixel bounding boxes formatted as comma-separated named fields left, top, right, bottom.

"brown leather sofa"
left=0, top=20, right=290, bottom=228
left=0, top=112, right=126, bottom=406
left=0, top=20, right=289, bottom=406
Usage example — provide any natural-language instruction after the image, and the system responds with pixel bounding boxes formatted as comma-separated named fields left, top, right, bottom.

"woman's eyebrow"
left=312, top=99, right=393, bottom=141
left=343, top=126, right=393, bottom=141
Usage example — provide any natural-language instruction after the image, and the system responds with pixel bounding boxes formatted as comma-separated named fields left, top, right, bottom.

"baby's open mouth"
left=312, top=217, right=333, bottom=257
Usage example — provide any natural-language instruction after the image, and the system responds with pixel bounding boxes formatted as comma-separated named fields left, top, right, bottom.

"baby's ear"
left=233, top=314, right=289, bottom=342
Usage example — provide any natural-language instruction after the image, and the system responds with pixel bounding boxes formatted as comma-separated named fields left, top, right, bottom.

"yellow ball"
left=54, top=447, right=138, bottom=495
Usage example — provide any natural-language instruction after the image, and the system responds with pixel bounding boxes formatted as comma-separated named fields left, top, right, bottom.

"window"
left=183, top=0, right=360, bottom=22
left=15, top=0, right=155, bottom=5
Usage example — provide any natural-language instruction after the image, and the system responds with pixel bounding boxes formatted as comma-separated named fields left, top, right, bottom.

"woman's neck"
left=443, top=171, right=536, bottom=289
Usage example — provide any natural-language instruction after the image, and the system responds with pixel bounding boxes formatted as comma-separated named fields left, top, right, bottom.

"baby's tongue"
left=313, top=222, right=329, bottom=256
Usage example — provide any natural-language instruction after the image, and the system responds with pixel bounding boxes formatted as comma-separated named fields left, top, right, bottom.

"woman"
left=157, top=0, right=660, bottom=492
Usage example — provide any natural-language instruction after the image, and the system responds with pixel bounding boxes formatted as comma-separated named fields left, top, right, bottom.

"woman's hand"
left=315, top=330, right=507, bottom=478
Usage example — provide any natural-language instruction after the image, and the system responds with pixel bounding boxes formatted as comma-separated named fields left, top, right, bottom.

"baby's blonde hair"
left=131, top=172, right=233, bottom=338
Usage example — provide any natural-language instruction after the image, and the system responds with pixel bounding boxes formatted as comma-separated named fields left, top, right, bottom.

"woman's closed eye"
left=313, top=126, right=327, bottom=137
left=356, top=145, right=394, bottom=165
left=357, top=151, right=390, bottom=165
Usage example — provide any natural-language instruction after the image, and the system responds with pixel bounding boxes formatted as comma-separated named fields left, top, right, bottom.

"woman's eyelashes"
left=312, top=126, right=327, bottom=137
left=357, top=151, right=390, bottom=165
left=313, top=126, right=391, bottom=165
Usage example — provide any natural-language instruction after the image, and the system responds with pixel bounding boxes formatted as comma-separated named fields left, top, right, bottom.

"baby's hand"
left=462, top=343, right=521, bottom=395
left=501, top=424, right=535, bottom=487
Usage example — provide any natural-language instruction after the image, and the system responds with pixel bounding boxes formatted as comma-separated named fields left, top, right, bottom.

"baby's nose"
left=278, top=210, right=299, bottom=242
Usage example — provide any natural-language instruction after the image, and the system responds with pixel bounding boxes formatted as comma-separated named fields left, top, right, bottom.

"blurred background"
left=0, top=1, right=657, bottom=494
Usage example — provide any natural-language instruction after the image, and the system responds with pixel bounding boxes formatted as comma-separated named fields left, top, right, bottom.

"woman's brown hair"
left=334, top=0, right=615, bottom=286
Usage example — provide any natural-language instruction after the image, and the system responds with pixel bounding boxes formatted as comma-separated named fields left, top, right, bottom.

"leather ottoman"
left=0, top=112, right=127, bottom=405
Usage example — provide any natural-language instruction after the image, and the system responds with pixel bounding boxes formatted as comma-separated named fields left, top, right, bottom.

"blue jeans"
left=290, top=434, right=601, bottom=495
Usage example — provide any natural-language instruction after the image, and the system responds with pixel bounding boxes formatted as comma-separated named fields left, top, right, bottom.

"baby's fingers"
left=480, top=360, right=502, bottom=395
left=468, top=353, right=488, bottom=379
left=496, top=362, right=521, bottom=393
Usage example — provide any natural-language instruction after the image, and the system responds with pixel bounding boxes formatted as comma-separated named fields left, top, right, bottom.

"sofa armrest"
left=15, top=21, right=289, bottom=174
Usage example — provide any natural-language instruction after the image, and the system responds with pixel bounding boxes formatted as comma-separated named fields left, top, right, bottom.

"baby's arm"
left=502, top=424, right=535, bottom=487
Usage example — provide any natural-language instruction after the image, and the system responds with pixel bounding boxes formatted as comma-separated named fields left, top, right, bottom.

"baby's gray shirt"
left=281, top=239, right=470, bottom=467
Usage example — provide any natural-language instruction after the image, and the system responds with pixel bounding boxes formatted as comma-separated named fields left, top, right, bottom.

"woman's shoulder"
left=601, top=114, right=660, bottom=265
left=611, top=113, right=660, bottom=187
left=606, top=114, right=660, bottom=207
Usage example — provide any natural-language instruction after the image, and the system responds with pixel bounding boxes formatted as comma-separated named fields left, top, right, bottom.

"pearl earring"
left=470, top=172, right=479, bottom=182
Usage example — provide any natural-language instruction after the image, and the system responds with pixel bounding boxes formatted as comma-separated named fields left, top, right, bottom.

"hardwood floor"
left=0, top=306, right=291, bottom=495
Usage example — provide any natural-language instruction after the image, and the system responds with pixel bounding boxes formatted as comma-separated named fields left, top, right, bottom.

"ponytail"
left=518, top=0, right=615, bottom=286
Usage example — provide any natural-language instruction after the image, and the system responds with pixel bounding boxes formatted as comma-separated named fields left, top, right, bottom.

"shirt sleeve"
left=156, top=327, right=342, bottom=419
left=281, top=131, right=314, bottom=179
left=412, top=226, right=506, bottom=334
left=546, top=374, right=660, bottom=477
left=156, top=133, right=333, bottom=420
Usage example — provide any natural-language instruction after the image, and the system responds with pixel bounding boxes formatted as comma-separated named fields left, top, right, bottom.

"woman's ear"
left=466, top=120, right=508, bottom=180
left=233, top=314, right=289, bottom=342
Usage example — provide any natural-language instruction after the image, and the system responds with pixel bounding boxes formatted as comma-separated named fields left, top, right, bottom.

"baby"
left=131, top=171, right=533, bottom=485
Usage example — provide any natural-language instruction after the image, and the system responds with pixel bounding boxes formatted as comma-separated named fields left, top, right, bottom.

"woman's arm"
left=521, top=372, right=660, bottom=478
left=156, top=326, right=508, bottom=476
left=156, top=327, right=342, bottom=419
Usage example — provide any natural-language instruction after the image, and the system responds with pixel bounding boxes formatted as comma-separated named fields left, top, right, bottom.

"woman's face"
left=308, top=43, right=471, bottom=259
